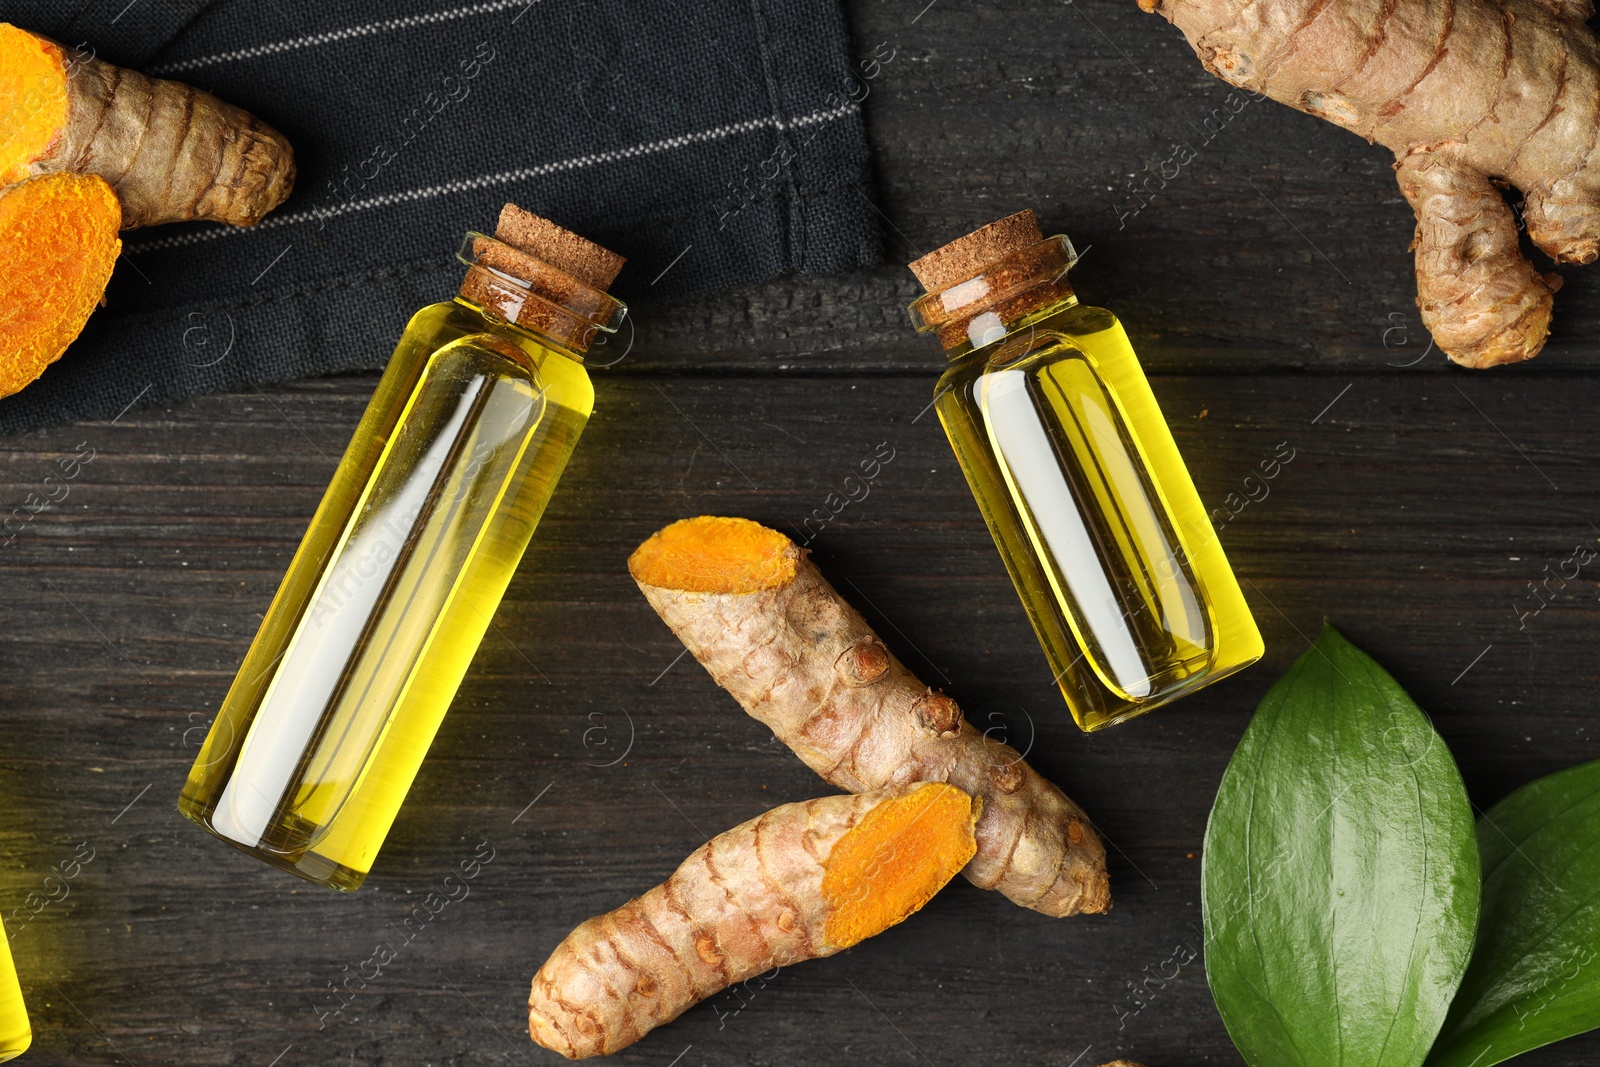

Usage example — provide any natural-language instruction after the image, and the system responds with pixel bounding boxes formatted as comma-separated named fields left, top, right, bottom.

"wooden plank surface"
left=4, top=2, right=1600, bottom=1065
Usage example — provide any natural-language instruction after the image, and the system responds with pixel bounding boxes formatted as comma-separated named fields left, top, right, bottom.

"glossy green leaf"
left=1202, top=625, right=1480, bottom=1067
left=1427, top=759, right=1600, bottom=1067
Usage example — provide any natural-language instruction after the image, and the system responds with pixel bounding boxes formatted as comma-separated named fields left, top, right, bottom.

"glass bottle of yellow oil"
left=0, top=917, right=29, bottom=1061
left=907, top=210, right=1261, bottom=731
left=179, top=205, right=626, bottom=889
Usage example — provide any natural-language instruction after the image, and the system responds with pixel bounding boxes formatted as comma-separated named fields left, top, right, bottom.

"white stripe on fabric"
left=125, top=102, right=860, bottom=254
left=150, top=0, right=533, bottom=74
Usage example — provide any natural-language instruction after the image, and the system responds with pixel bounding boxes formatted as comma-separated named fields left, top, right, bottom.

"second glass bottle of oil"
left=907, top=210, right=1261, bottom=731
left=180, top=205, right=626, bottom=888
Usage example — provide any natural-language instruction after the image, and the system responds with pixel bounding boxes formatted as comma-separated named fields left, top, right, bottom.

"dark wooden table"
left=4, top=1, right=1600, bottom=1064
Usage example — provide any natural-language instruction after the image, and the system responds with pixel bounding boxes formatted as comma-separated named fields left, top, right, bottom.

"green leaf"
left=1202, top=624, right=1480, bottom=1067
left=1427, top=759, right=1600, bottom=1067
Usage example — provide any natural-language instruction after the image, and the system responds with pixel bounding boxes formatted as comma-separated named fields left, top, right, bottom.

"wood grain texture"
left=4, top=2, right=1600, bottom=1065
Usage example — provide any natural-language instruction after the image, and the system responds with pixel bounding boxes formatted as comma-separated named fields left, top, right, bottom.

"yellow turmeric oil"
left=0, top=923, right=29, bottom=1061
left=910, top=211, right=1261, bottom=730
left=180, top=208, right=624, bottom=888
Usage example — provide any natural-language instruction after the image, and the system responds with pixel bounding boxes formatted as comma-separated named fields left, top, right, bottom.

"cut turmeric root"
left=629, top=516, right=1111, bottom=918
left=0, top=24, right=295, bottom=400
left=528, top=783, right=979, bottom=1058
left=0, top=23, right=295, bottom=228
left=0, top=173, right=121, bottom=398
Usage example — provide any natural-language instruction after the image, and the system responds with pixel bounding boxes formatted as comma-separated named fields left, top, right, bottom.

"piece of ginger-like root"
left=1139, top=0, right=1600, bottom=368
left=629, top=515, right=1110, bottom=919
left=0, top=22, right=295, bottom=228
left=528, top=783, right=979, bottom=1059
left=0, top=173, right=121, bottom=398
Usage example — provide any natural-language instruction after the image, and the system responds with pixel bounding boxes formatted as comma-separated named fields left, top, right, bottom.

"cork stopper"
left=908, top=210, right=1043, bottom=292
left=491, top=204, right=624, bottom=290
left=905, top=209, right=1078, bottom=352
left=458, top=204, right=626, bottom=350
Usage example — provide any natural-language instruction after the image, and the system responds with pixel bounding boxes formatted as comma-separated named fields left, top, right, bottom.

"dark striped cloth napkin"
left=0, top=0, right=879, bottom=433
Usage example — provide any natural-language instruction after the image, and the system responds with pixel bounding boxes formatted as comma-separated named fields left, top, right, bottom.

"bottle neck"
left=908, top=235, right=1079, bottom=359
left=454, top=231, right=626, bottom=356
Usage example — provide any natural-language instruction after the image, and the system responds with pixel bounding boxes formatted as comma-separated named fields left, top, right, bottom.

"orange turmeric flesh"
left=630, top=515, right=1110, bottom=918
left=629, top=515, right=796, bottom=594
left=0, top=23, right=68, bottom=184
left=0, top=173, right=121, bottom=399
left=528, top=785, right=978, bottom=1059
left=823, top=784, right=980, bottom=947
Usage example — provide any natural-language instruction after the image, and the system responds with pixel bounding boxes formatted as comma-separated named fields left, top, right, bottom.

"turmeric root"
left=1140, top=0, right=1600, bottom=368
left=0, top=23, right=295, bottom=228
left=629, top=516, right=1110, bottom=918
left=0, top=25, right=294, bottom=397
left=0, top=173, right=121, bottom=398
left=528, top=783, right=979, bottom=1058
